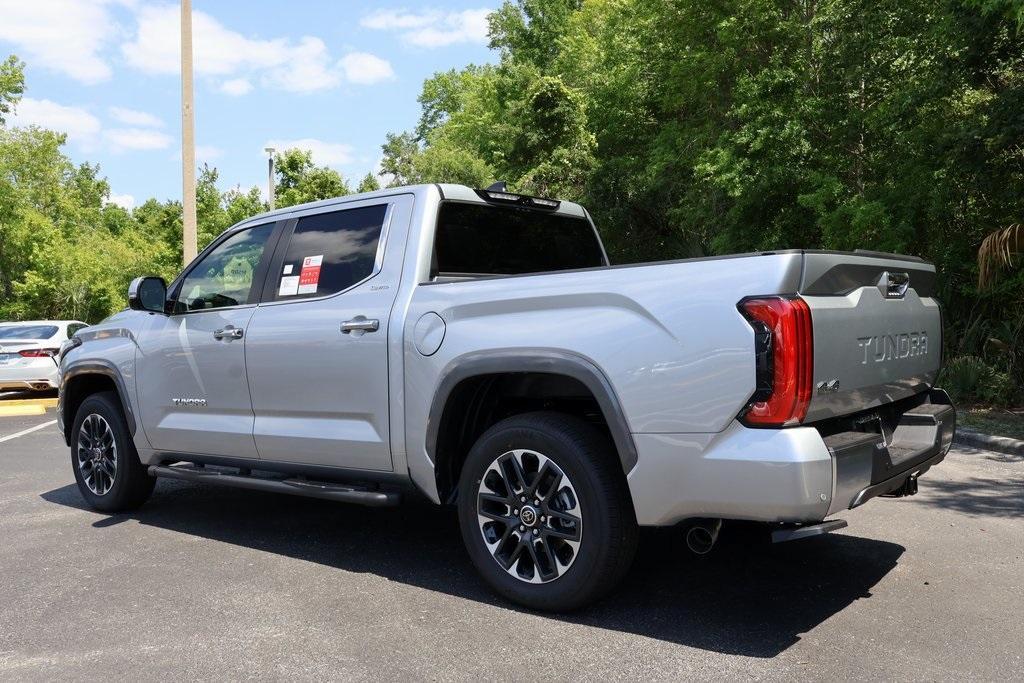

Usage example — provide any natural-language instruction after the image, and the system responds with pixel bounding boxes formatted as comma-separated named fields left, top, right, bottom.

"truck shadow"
left=41, top=480, right=903, bottom=658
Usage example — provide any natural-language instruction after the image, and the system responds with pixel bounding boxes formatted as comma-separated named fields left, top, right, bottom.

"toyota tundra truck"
left=58, top=183, right=955, bottom=610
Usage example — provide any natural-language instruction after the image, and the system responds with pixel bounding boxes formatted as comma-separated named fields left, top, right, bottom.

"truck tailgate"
left=798, top=252, right=941, bottom=423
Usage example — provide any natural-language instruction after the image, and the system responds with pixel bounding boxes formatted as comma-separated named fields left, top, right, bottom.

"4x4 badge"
left=816, top=378, right=840, bottom=394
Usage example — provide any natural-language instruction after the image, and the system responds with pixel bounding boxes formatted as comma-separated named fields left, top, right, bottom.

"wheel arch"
left=427, top=350, right=638, bottom=503
left=60, top=362, right=136, bottom=446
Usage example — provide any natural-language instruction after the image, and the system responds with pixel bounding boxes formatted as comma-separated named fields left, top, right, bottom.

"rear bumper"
left=0, top=364, right=59, bottom=391
left=627, top=389, right=955, bottom=526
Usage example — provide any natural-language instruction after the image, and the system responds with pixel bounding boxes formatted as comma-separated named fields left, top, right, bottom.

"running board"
left=148, top=464, right=400, bottom=507
left=771, top=519, right=848, bottom=544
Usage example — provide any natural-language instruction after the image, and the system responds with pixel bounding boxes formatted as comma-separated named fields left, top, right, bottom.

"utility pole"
left=180, top=0, right=198, bottom=263
left=264, top=147, right=276, bottom=210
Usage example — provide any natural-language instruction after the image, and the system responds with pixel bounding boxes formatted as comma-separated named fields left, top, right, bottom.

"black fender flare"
left=59, top=361, right=137, bottom=445
left=426, top=349, right=639, bottom=474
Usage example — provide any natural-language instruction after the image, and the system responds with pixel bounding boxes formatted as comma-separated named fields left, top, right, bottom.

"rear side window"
left=66, top=323, right=88, bottom=337
left=0, top=325, right=59, bottom=340
left=272, top=204, right=387, bottom=301
left=432, top=202, right=606, bottom=278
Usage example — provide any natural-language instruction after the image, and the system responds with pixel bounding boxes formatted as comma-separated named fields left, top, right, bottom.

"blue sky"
left=0, top=0, right=497, bottom=209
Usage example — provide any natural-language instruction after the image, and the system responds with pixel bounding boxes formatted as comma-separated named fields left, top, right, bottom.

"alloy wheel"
left=476, top=449, right=583, bottom=584
left=77, top=413, right=117, bottom=496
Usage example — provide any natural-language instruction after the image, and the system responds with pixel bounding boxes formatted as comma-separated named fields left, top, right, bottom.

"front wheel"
left=71, top=391, right=154, bottom=512
left=457, top=412, right=638, bottom=611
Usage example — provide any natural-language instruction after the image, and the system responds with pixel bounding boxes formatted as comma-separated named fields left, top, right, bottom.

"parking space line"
left=0, top=404, right=46, bottom=417
left=0, top=420, right=57, bottom=443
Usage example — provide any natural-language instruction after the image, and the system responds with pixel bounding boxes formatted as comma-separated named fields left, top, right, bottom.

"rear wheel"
left=71, top=392, right=154, bottom=512
left=457, top=412, right=638, bottom=611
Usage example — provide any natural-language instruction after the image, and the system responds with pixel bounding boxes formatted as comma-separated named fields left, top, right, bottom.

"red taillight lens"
left=18, top=348, right=60, bottom=358
left=739, top=296, right=813, bottom=426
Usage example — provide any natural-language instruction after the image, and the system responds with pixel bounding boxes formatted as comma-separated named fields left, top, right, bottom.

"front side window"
left=271, top=204, right=387, bottom=301
left=174, top=223, right=275, bottom=313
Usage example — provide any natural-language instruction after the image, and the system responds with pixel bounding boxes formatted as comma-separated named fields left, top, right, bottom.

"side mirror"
left=128, top=276, right=167, bottom=313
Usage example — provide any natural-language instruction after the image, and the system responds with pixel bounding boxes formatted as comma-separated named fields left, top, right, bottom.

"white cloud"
left=108, top=106, right=163, bottom=128
left=339, top=52, right=395, bottom=85
left=9, top=97, right=102, bottom=148
left=195, top=145, right=224, bottom=162
left=361, top=8, right=491, bottom=48
left=107, top=193, right=136, bottom=210
left=123, top=5, right=340, bottom=92
left=0, top=0, right=117, bottom=83
left=263, top=138, right=354, bottom=167
left=219, top=78, right=253, bottom=96
left=104, top=127, right=173, bottom=151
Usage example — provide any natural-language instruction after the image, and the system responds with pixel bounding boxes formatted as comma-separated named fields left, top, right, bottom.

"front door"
left=245, top=198, right=408, bottom=471
left=136, top=222, right=278, bottom=459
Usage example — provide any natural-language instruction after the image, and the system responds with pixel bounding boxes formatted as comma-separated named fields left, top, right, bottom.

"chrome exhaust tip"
left=685, top=519, right=722, bottom=555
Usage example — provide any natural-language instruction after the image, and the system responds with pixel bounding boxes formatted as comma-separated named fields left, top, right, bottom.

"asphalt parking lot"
left=1, top=393, right=1022, bottom=680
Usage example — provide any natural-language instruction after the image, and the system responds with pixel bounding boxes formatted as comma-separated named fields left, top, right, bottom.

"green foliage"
left=940, top=355, right=1019, bottom=407
left=273, top=148, right=349, bottom=208
left=357, top=172, right=380, bottom=193
left=0, top=55, right=24, bottom=125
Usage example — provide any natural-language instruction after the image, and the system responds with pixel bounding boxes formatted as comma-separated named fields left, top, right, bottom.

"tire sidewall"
left=71, top=393, right=139, bottom=512
left=457, top=419, right=618, bottom=609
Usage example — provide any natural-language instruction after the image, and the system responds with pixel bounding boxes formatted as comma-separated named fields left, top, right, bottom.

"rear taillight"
left=19, top=348, right=60, bottom=358
left=738, top=296, right=813, bottom=427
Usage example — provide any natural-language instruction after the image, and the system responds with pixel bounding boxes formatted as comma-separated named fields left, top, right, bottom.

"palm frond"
left=978, top=224, right=1024, bottom=291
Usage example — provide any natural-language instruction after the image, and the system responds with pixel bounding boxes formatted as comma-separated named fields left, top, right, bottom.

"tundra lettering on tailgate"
left=856, top=332, right=929, bottom=365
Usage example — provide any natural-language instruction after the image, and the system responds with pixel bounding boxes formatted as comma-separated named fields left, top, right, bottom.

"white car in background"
left=0, top=321, right=88, bottom=393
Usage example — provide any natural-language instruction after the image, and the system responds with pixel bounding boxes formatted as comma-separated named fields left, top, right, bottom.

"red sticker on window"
left=297, top=255, right=323, bottom=295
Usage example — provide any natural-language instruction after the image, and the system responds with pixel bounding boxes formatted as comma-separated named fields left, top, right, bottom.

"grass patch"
left=957, top=407, right=1024, bottom=441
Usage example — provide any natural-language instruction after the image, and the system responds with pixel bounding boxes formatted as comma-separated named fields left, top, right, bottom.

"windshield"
left=432, top=202, right=606, bottom=278
left=0, top=324, right=59, bottom=340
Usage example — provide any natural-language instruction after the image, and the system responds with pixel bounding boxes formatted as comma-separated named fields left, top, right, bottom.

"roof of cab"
left=233, top=183, right=587, bottom=228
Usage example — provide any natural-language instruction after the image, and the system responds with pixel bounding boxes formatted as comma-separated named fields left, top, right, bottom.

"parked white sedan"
left=0, top=321, right=88, bottom=392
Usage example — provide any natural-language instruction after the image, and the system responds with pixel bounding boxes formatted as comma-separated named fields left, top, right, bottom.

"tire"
left=71, top=391, right=155, bottom=512
left=457, top=411, right=638, bottom=611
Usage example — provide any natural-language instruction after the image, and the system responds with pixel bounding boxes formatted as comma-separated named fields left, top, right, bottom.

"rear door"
left=135, top=221, right=280, bottom=458
left=799, top=252, right=942, bottom=422
left=244, top=195, right=411, bottom=471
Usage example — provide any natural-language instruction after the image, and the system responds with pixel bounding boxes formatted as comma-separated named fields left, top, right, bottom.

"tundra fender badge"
left=172, top=398, right=207, bottom=407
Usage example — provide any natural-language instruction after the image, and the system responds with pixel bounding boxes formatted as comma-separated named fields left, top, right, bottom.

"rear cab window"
left=431, top=202, right=606, bottom=280
left=269, top=204, right=388, bottom=301
left=0, top=325, right=59, bottom=340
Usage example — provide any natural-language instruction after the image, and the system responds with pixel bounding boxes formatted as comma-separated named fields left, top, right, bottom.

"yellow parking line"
left=0, top=404, right=46, bottom=416
left=0, top=398, right=58, bottom=408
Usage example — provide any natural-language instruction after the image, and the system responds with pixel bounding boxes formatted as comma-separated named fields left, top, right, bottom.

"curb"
left=954, top=428, right=1024, bottom=456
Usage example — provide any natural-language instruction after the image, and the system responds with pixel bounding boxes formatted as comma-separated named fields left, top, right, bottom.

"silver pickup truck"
left=58, top=183, right=955, bottom=610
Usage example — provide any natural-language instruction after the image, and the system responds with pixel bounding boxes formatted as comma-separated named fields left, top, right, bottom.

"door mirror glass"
left=128, top=276, right=167, bottom=313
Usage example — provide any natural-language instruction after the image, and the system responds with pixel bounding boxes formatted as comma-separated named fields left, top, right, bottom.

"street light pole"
left=265, top=147, right=276, bottom=210
left=180, top=0, right=197, bottom=263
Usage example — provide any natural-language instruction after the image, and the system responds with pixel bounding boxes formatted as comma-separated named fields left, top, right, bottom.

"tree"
left=273, top=148, right=349, bottom=207
left=357, top=172, right=380, bottom=193
left=0, top=55, right=24, bottom=125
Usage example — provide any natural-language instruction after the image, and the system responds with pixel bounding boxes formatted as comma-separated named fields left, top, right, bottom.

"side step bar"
left=771, top=519, right=848, bottom=544
left=148, top=464, right=401, bottom=507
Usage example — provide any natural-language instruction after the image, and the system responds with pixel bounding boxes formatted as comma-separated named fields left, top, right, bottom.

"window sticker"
left=297, top=254, right=323, bottom=295
left=278, top=275, right=300, bottom=297
left=282, top=264, right=293, bottom=275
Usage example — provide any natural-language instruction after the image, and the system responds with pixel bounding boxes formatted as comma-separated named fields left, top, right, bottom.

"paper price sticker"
left=298, top=254, right=323, bottom=295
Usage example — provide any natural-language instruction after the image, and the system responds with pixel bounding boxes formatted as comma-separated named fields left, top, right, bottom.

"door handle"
left=340, top=318, right=379, bottom=333
left=213, top=326, right=244, bottom=340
